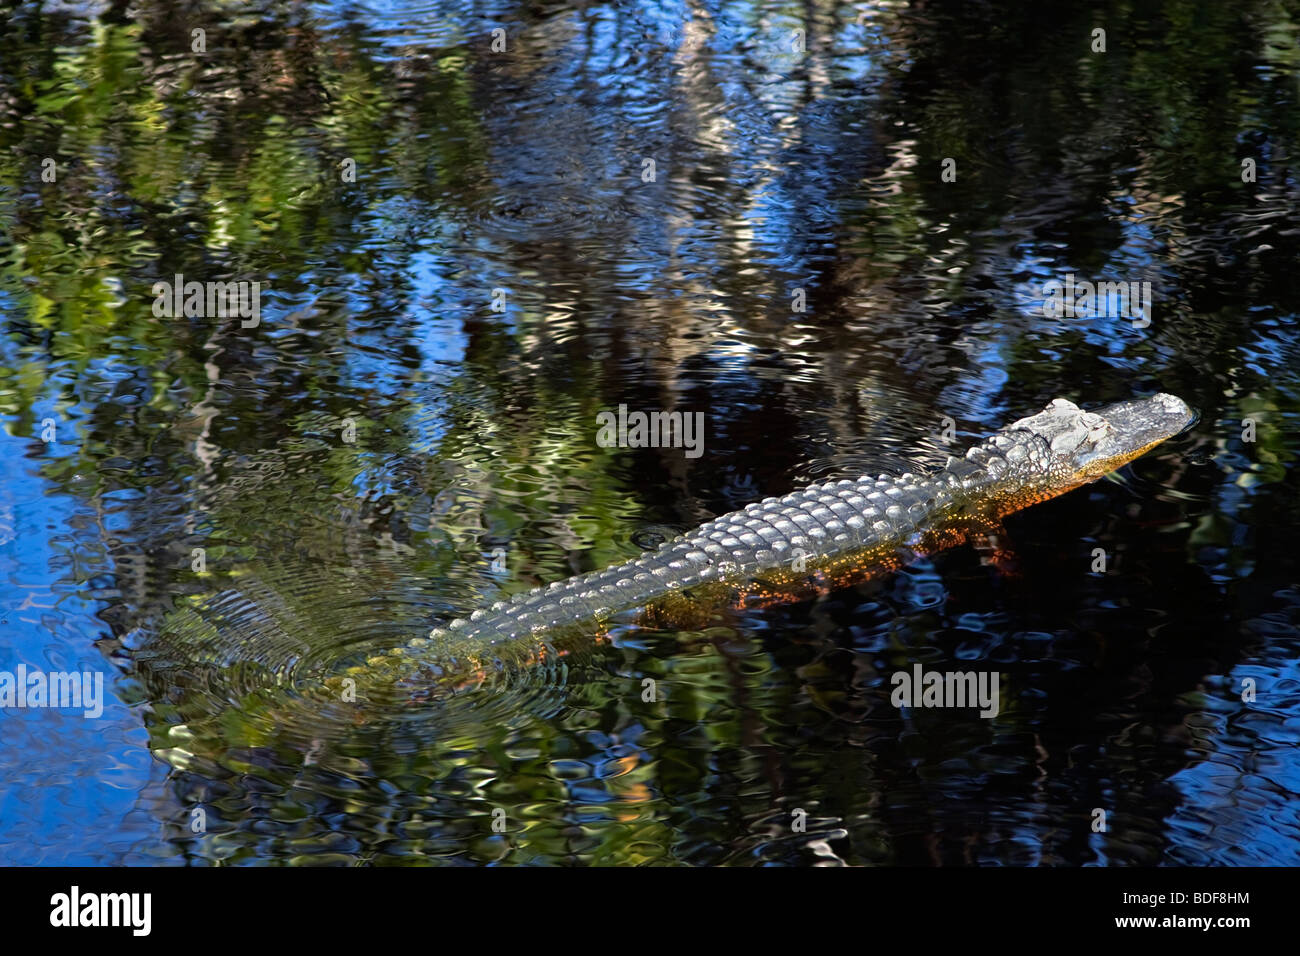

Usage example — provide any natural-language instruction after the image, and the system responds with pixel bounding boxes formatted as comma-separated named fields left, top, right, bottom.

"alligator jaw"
left=1074, top=392, right=1194, bottom=479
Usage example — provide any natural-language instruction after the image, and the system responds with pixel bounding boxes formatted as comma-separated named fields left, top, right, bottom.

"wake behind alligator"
left=325, top=393, right=1193, bottom=709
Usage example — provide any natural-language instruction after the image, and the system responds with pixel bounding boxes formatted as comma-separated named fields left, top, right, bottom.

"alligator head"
left=1003, top=393, right=1194, bottom=489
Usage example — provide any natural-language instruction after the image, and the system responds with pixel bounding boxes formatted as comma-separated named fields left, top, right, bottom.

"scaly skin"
left=331, top=394, right=1193, bottom=704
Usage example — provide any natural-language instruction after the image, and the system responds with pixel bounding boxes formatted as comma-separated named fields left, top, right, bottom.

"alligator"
left=333, top=393, right=1193, bottom=704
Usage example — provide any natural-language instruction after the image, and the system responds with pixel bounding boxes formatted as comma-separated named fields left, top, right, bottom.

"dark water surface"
left=1, top=0, right=1298, bottom=865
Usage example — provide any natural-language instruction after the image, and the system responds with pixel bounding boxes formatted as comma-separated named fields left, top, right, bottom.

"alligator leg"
left=971, top=523, right=1021, bottom=578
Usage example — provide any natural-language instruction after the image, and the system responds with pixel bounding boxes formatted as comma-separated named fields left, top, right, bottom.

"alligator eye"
left=1087, top=421, right=1112, bottom=442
